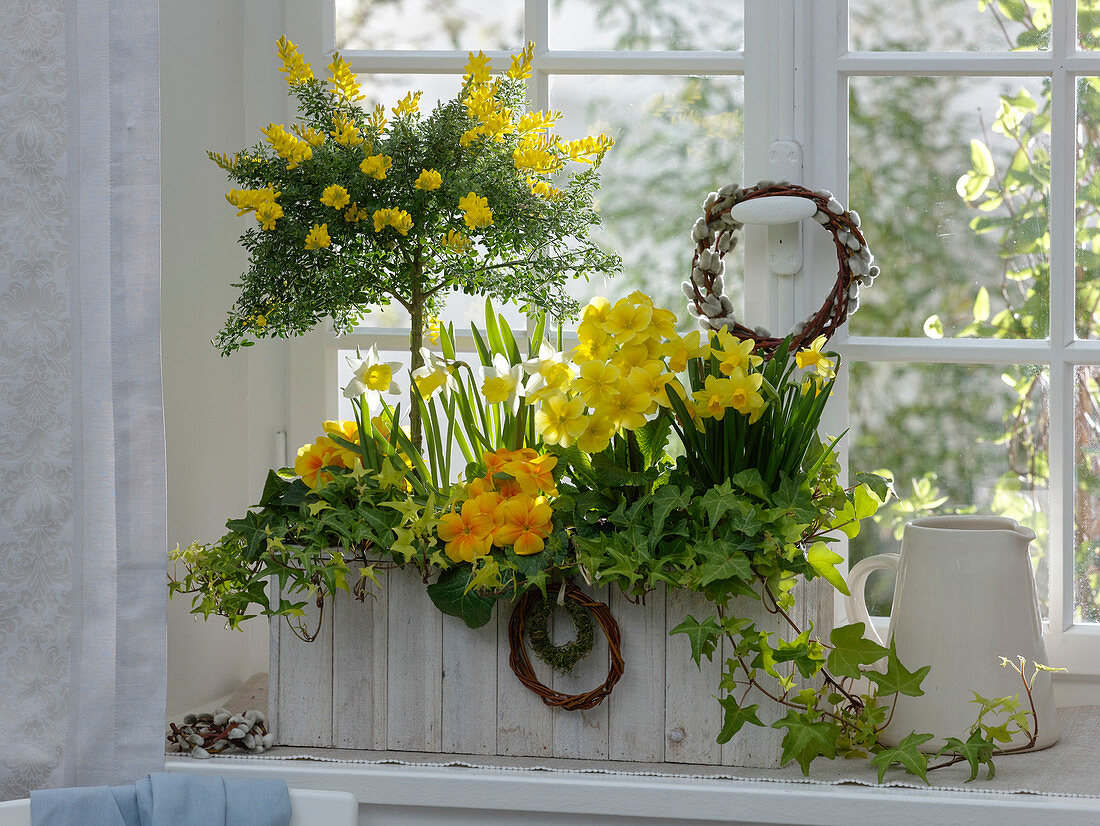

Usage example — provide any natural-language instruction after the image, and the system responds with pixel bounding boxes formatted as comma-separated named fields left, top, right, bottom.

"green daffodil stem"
left=408, top=255, right=425, bottom=451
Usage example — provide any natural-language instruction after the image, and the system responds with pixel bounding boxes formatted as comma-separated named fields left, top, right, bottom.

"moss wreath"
left=524, top=589, right=595, bottom=674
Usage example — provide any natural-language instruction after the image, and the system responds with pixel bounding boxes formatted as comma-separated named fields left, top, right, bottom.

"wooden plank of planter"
left=607, top=584, right=666, bottom=762
left=442, top=610, right=498, bottom=754
left=332, top=568, right=389, bottom=750
left=663, top=589, right=721, bottom=764
left=272, top=581, right=333, bottom=747
left=551, top=584, right=610, bottom=759
left=386, top=567, right=443, bottom=751
left=496, top=597, right=553, bottom=756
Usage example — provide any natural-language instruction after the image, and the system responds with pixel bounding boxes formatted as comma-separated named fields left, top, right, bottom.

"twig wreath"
left=685, top=181, right=878, bottom=351
left=508, top=581, right=624, bottom=711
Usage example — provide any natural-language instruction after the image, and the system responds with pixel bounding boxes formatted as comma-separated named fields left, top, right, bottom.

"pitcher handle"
left=844, top=553, right=899, bottom=647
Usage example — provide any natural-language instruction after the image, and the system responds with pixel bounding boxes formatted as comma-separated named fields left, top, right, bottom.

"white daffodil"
left=411, top=347, right=458, bottom=401
left=479, top=352, right=525, bottom=414
left=343, top=345, right=402, bottom=407
left=521, top=341, right=571, bottom=401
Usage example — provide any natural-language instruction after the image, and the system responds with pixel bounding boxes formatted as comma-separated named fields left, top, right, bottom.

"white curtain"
left=0, top=0, right=165, bottom=798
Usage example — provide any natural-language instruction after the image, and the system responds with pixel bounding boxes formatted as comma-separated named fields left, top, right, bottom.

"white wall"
left=161, top=0, right=286, bottom=715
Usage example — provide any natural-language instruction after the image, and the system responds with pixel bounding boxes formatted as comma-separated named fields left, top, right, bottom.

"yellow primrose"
left=627, top=362, right=673, bottom=411
left=576, top=414, right=616, bottom=454
left=664, top=330, right=710, bottom=373
left=437, top=502, right=494, bottom=563
left=611, top=343, right=653, bottom=372
left=603, top=297, right=653, bottom=344
left=506, top=453, right=558, bottom=497
left=294, top=436, right=344, bottom=489
left=414, top=168, right=443, bottom=190
left=601, top=383, right=650, bottom=432
left=304, top=223, right=331, bottom=250
left=320, top=184, right=351, bottom=210
left=535, top=391, right=587, bottom=448
left=571, top=330, right=614, bottom=364
left=650, top=306, right=678, bottom=340
left=573, top=360, right=620, bottom=408
left=796, top=335, right=837, bottom=379
left=713, top=331, right=763, bottom=376
left=360, top=153, right=393, bottom=180
left=495, top=494, right=553, bottom=556
left=582, top=296, right=612, bottom=325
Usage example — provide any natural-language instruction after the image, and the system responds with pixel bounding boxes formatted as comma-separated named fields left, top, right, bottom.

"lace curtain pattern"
left=0, top=0, right=165, bottom=798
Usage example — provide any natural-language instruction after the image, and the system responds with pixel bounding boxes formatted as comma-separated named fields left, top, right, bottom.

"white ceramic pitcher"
left=845, top=515, right=1060, bottom=751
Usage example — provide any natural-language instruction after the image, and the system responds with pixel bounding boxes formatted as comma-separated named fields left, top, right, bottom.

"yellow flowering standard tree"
left=210, top=38, right=620, bottom=445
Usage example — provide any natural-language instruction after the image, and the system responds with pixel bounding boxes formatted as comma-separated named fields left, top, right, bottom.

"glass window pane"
left=1080, top=0, right=1100, bottom=50
left=550, top=0, right=744, bottom=51
left=335, top=0, right=523, bottom=51
left=1074, top=366, right=1100, bottom=623
left=550, top=74, right=745, bottom=317
left=849, top=0, right=1049, bottom=51
left=848, top=362, right=1049, bottom=618
left=849, top=75, right=1050, bottom=339
left=1077, top=77, right=1100, bottom=338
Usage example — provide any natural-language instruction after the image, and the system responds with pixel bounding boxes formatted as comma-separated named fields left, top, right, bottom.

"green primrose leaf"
left=670, top=614, right=722, bottom=665
left=772, top=710, right=839, bottom=775
left=826, top=622, right=890, bottom=679
left=426, top=566, right=496, bottom=629
left=870, top=731, right=935, bottom=784
left=716, top=696, right=763, bottom=744
left=867, top=642, right=931, bottom=698
left=806, top=542, right=850, bottom=595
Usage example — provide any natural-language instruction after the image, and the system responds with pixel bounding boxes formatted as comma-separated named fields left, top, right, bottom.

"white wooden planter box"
left=269, top=568, right=830, bottom=769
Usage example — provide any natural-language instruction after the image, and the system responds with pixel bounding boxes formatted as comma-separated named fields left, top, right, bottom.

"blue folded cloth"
left=30, top=773, right=291, bottom=826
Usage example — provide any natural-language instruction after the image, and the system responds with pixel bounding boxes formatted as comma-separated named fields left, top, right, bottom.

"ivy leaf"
left=870, top=731, right=935, bottom=784
left=669, top=614, right=722, bottom=665
left=826, top=622, right=890, bottom=679
left=939, top=729, right=997, bottom=783
left=769, top=629, right=826, bottom=679
left=694, top=537, right=753, bottom=587
left=867, top=641, right=931, bottom=698
left=806, top=542, right=850, bottom=596
left=772, top=710, right=838, bottom=775
left=648, top=484, right=693, bottom=549
left=716, top=696, right=763, bottom=744
left=426, top=566, right=496, bottom=629
left=730, top=469, right=771, bottom=503
left=854, top=471, right=892, bottom=503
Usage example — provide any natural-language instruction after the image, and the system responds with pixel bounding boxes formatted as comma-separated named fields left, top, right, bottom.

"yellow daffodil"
left=693, top=375, right=737, bottom=421
left=713, top=329, right=764, bottom=376
left=322, top=419, right=361, bottom=465
left=458, top=191, right=493, bottom=230
left=343, top=345, right=402, bottom=407
left=725, top=369, right=767, bottom=422
left=664, top=330, right=710, bottom=373
left=480, top=353, right=525, bottom=414
left=414, top=168, right=442, bottom=190
left=320, top=184, right=351, bottom=210
left=796, top=335, right=837, bottom=379
left=412, top=348, right=457, bottom=401
left=304, top=223, right=331, bottom=249
left=495, top=495, right=553, bottom=556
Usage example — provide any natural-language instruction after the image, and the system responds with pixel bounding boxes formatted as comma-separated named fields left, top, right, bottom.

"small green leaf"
left=973, top=285, right=991, bottom=323
left=670, top=614, right=722, bottom=665
left=939, top=729, right=997, bottom=783
left=867, top=641, right=931, bottom=698
left=716, top=696, right=763, bottom=744
left=970, top=138, right=995, bottom=177
left=923, top=315, right=944, bottom=339
left=826, top=622, right=890, bottom=679
left=870, top=731, right=935, bottom=784
left=772, top=710, right=839, bottom=775
left=807, top=542, right=850, bottom=596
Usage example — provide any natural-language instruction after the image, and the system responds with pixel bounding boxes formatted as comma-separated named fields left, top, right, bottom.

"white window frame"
left=264, top=0, right=1100, bottom=680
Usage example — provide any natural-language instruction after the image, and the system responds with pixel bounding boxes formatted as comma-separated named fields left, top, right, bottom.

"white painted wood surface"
left=271, top=569, right=830, bottom=768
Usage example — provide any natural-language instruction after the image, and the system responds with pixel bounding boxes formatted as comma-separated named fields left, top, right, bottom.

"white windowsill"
left=165, top=752, right=1100, bottom=826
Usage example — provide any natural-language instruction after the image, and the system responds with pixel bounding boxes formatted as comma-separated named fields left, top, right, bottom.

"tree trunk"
left=408, top=255, right=425, bottom=451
